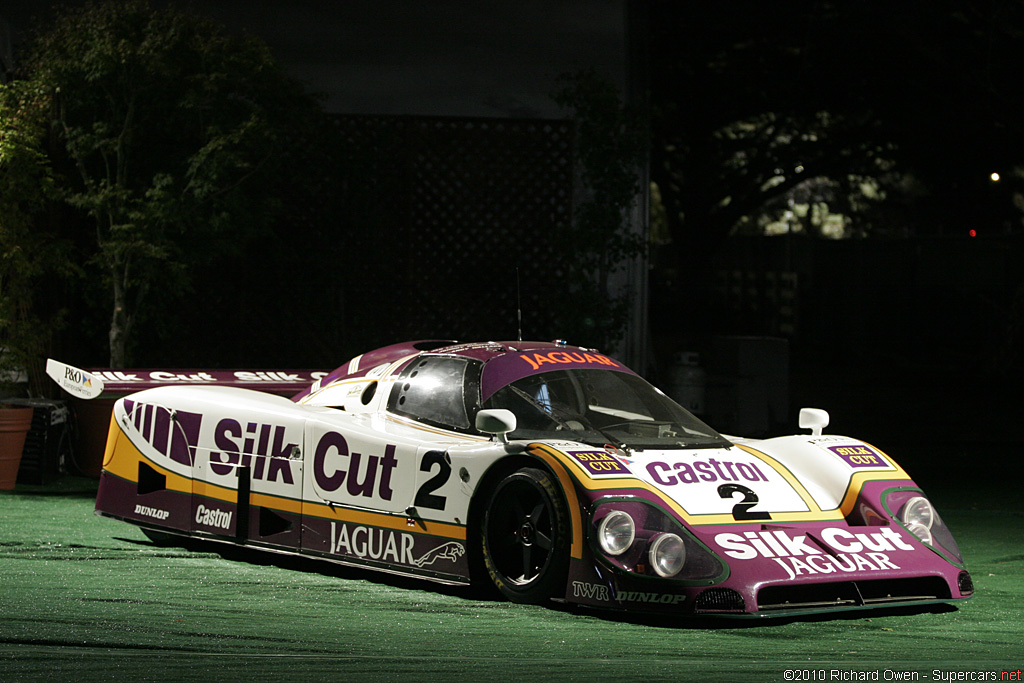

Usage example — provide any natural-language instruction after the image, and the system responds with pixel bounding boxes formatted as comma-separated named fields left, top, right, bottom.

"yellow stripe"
left=104, top=427, right=195, bottom=494
left=531, top=442, right=912, bottom=527
left=837, top=443, right=910, bottom=516
left=384, top=414, right=490, bottom=440
left=104, top=423, right=464, bottom=539
left=300, top=501, right=466, bottom=539
left=738, top=442, right=910, bottom=517
left=528, top=444, right=586, bottom=559
left=736, top=443, right=823, bottom=512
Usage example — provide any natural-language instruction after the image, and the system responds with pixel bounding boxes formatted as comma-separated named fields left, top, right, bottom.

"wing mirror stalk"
left=476, top=409, right=517, bottom=443
left=798, top=408, right=829, bottom=437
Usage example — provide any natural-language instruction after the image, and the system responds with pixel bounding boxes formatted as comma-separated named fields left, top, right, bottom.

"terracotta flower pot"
left=0, top=405, right=34, bottom=490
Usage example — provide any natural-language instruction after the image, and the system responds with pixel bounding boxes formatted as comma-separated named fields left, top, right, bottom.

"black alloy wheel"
left=481, top=466, right=570, bottom=604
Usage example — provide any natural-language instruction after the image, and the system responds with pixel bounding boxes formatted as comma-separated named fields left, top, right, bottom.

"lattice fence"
left=329, top=115, right=576, bottom=346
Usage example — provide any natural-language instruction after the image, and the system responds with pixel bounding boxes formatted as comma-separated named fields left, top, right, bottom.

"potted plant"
left=0, top=389, right=34, bottom=490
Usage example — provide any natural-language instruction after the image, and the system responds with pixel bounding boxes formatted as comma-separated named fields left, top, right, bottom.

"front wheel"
left=480, top=467, right=570, bottom=604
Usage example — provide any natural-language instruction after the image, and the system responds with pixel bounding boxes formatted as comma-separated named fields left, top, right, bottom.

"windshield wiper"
left=508, top=385, right=631, bottom=453
left=674, top=439, right=732, bottom=449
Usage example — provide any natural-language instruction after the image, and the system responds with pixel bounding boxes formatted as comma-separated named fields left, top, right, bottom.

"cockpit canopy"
left=387, top=351, right=730, bottom=450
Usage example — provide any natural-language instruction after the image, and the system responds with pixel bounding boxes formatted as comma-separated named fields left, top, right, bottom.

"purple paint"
left=827, top=444, right=887, bottom=468
left=567, top=450, right=628, bottom=475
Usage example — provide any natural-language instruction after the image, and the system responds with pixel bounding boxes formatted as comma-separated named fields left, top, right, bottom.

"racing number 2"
left=718, top=483, right=771, bottom=521
left=414, top=450, right=451, bottom=510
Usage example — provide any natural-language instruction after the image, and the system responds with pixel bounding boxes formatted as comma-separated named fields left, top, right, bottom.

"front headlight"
left=901, top=496, right=934, bottom=544
left=590, top=500, right=727, bottom=582
left=597, top=509, right=635, bottom=556
left=649, top=533, right=686, bottom=577
left=884, top=488, right=964, bottom=565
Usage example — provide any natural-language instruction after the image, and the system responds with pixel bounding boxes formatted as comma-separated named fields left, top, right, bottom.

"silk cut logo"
left=123, top=400, right=203, bottom=467
left=827, top=444, right=888, bottom=468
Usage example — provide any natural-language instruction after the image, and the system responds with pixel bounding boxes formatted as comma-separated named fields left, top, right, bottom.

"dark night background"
left=2, top=1, right=1022, bottom=483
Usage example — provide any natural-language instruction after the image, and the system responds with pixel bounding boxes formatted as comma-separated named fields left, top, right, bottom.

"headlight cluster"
left=649, top=533, right=686, bottom=577
left=591, top=500, right=722, bottom=581
left=900, top=495, right=935, bottom=544
left=597, top=510, right=635, bottom=556
left=885, top=489, right=964, bottom=565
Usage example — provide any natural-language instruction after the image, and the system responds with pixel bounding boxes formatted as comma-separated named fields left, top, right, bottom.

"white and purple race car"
left=67, top=340, right=972, bottom=617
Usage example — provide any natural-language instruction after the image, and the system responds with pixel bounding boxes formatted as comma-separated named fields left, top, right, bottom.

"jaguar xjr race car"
left=71, top=340, right=972, bottom=617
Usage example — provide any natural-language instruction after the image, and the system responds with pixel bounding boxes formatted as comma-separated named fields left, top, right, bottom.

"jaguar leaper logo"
left=329, top=522, right=464, bottom=569
left=413, top=541, right=465, bottom=567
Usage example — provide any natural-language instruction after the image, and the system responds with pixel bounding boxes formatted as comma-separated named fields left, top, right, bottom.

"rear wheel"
left=481, top=467, right=570, bottom=604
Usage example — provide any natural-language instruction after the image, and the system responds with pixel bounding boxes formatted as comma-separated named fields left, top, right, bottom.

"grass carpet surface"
left=1, top=476, right=1021, bottom=682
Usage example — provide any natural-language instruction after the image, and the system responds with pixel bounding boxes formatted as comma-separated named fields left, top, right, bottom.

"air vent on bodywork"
left=258, top=508, right=294, bottom=537
left=694, top=587, right=746, bottom=613
left=757, top=577, right=950, bottom=611
left=137, top=461, right=166, bottom=495
left=413, top=340, right=459, bottom=350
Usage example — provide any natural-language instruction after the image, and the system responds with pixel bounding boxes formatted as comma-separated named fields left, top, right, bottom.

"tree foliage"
left=0, top=80, right=71, bottom=394
left=552, top=70, right=646, bottom=350
left=649, top=0, right=1024, bottom=249
left=23, top=0, right=324, bottom=365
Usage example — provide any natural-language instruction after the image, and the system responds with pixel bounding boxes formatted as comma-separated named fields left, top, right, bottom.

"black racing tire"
left=480, top=466, right=570, bottom=604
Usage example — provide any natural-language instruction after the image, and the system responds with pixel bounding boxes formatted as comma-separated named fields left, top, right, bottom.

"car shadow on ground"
left=555, top=600, right=960, bottom=630
left=118, top=532, right=962, bottom=629
left=118, top=533, right=502, bottom=601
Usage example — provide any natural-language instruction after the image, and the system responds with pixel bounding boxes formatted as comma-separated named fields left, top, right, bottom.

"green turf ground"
left=1, top=476, right=1021, bottom=682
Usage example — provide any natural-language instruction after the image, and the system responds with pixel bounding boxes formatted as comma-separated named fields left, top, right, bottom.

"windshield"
left=482, top=368, right=731, bottom=450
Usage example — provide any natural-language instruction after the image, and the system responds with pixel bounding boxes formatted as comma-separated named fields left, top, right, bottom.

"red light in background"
left=969, top=229, right=977, bottom=237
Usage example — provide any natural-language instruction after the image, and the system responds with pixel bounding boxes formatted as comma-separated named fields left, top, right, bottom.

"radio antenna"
left=516, top=268, right=523, bottom=342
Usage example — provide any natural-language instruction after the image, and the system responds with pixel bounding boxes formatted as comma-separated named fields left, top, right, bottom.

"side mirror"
left=798, top=408, right=829, bottom=437
left=476, top=409, right=517, bottom=443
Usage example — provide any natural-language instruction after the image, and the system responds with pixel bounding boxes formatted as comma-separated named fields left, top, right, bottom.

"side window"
left=387, top=356, right=481, bottom=431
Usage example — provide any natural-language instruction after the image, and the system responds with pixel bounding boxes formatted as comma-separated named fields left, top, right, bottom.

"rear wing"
left=47, top=359, right=327, bottom=400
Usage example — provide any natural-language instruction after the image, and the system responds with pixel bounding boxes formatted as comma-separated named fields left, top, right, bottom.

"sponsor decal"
left=568, top=450, right=628, bottom=475
left=827, top=444, right=888, bottom=468
left=329, top=522, right=465, bottom=569
left=47, top=361, right=102, bottom=399
left=518, top=351, right=621, bottom=371
left=713, top=526, right=915, bottom=581
left=97, top=371, right=143, bottom=382
left=573, top=581, right=609, bottom=601
left=313, top=433, right=398, bottom=501
left=125, top=404, right=302, bottom=484
left=134, top=504, right=170, bottom=520
left=125, top=401, right=203, bottom=466
left=123, top=404, right=406, bottom=503
left=411, top=541, right=465, bottom=568
left=636, top=450, right=809, bottom=517
left=98, top=370, right=328, bottom=384
left=571, top=581, right=686, bottom=605
left=195, top=504, right=233, bottom=530
left=646, top=457, right=768, bottom=486
left=232, top=371, right=317, bottom=383
left=98, top=371, right=215, bottom=383
left=330, top=521, right=414, bottom=563
left=210, top=419, right=298, bottom=484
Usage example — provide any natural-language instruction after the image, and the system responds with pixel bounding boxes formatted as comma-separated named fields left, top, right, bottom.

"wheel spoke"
left=484, top=469, right=566, bottom=600
left=529, top=500, right=546, bottom=524
left=520, top=544, right=534, bottom=581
